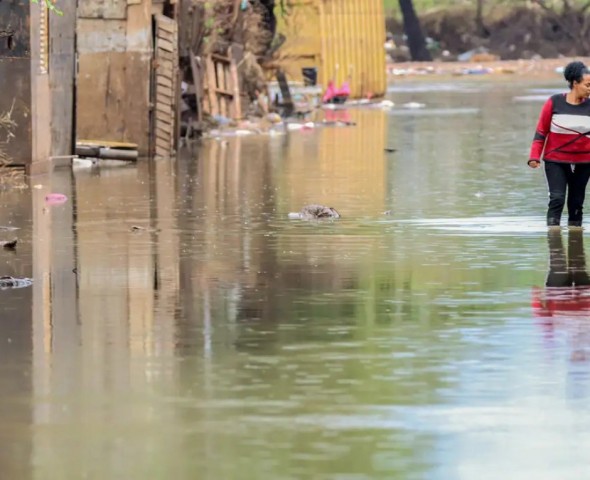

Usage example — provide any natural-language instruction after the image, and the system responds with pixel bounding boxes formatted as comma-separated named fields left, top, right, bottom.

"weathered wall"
left=49, top=0, right=77, bottom=157
left=276, top=0, right=387, bottom=98
left=0, top=0, right=32, bottom=165
left=30, top=0, right=52, bottom=172
left=76, top=0, right=153, bottom=155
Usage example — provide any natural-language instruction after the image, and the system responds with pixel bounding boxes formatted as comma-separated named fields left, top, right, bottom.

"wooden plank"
left=77, top=52, right=127, bottom=143
left=156, top=49, right=175, bottom=62
left=190, top=54, right=203, bottom=123
left=125, top=2, right=152, bottom=154
left=156, top=14, right=176, bottom=32
left=215, top=89, right=234, bottom=97
left=155, top=103, right=173, bottom=116
left=155, top=93, right=173, bottom=104
left=157, top=76, right=173, bottom=88
left=153, top=13, right=179, bottom=158
left=157, top=38, right=175, bottom=53
left=205, top=56, right=219, bottom=117
left=228, top=43, right=243, bottom=119
left=156, top=111, right=173, bottom=124
left=77, top=139, right=138, bottom=149
left=211, top=53, right=231, bottom=63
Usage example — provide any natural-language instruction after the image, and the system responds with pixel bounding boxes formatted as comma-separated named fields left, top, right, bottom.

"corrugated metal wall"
left=277, top=0, right=386, bottom=99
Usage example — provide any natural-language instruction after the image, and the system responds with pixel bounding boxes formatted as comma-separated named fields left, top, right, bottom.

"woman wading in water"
left=529, top=61, right=590, bottom=228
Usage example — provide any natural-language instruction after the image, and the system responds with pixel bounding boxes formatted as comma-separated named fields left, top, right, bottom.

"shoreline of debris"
left=386, top=57, right=590, bottom=81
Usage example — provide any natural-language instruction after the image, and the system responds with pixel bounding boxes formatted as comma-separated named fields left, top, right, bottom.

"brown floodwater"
left=1, top=79, right=589, bottom=479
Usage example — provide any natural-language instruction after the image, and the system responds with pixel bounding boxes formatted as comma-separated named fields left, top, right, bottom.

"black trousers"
left=545, top=161, right=590, bottom=226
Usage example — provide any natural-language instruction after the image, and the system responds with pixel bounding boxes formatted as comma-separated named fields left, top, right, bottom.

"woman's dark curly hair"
left=564, top=61, right=590, bottom=89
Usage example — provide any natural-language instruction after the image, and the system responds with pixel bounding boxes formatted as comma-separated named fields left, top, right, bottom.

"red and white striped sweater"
left=530, top=93, right=590, bottom=163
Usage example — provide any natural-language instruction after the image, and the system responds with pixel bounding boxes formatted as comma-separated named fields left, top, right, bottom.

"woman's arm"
left=528, top=97, right=553, bottom=168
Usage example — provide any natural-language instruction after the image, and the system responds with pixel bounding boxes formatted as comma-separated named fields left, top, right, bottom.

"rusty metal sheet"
left=78, top=0, right=127, bottom=19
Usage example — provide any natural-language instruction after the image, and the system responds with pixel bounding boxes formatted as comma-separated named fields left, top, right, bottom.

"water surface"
left=1, top=79, right=588, bottom=479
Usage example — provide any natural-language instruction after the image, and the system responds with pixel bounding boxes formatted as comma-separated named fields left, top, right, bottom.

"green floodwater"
left=1, top=80, right=589, bottom=480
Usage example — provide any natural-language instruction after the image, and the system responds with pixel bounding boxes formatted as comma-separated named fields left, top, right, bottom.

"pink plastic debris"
left=45, top=193, right=68, bottom=205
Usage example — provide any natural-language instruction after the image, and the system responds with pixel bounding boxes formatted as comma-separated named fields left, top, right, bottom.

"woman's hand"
left=528, top=159, right=541, bottom=169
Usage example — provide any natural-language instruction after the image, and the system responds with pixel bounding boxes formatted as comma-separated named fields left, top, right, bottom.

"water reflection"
left=533, top=231, right=590, bottom=400
left=4, top=80, right=590, bottom=478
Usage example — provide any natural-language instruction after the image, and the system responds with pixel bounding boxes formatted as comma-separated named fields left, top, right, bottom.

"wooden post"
left=49, top=0, right=76, bottom=158
left=30, top=0, right=52, bottom=173
left=205, top=55, right=219, bottom=117
left=189, top=54, right=203, bottom=123
left=228, top=44, right=242, bottom=120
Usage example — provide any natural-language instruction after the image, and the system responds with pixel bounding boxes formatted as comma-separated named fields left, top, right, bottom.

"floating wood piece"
left=153, top=14, right=179, bottom=158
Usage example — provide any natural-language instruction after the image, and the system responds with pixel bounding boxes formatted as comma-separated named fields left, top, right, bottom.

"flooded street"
left=2, top=79, right=590, bottom=479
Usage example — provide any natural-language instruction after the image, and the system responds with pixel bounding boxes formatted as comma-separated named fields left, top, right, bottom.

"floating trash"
left=403, top=102, right=426, bottom=109
left=288, top=205, right=340, bottom=220
left=45, top=193, right=68, bottom=205
left=0, top=276, right=33, bottom=290
left=0, top=239, right=17, bottom=250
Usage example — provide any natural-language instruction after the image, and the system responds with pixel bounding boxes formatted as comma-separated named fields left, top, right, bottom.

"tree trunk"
left=475, top=0, right=491, bottom=37
left=398, top=0, right=432, bottom=61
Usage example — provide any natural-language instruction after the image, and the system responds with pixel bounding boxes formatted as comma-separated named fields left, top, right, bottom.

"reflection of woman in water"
left=532, top=230, right=590, bottom=399
left=533, top=230, right=590, bottom=363
left=529, top=61, right=590, bottom=228
left=532, top=230, right=590, bottom=316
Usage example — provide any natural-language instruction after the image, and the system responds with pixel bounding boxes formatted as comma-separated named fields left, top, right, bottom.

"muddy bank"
left=387, top=57, right=590, bottom=82
left=386, top=5, right=590, bottom=62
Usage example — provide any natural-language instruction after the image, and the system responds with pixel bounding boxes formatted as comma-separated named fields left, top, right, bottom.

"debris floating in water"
left=130, top=225, right=160, bottom=233
left=403, top=102, right=426, bottom=109
left=288, top=205, right=341, bottom=220
left=45, top=193, right=68, bottom=205
left=1, top=239, right=17, bottom=250
left=0, top=276, right=33, bottom=290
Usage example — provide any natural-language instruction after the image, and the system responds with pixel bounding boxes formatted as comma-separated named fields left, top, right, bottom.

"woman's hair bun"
left=564, top=61, right=589, bottom=88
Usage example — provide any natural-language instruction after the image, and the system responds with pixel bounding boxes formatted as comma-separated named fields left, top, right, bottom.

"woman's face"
left=574, top=74, right=590, bottom=98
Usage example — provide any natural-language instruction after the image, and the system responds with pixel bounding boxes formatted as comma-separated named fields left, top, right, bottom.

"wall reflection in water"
left=0, top=111, right=422, bottom=479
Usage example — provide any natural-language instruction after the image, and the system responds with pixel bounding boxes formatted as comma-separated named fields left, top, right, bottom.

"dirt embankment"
left=387, top=57, right=590, bottom=82
left=386, top=5, right=590, bottom=62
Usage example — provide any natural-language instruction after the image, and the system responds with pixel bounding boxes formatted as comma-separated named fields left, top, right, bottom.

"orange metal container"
left=276, top=0, right=386, bottom=99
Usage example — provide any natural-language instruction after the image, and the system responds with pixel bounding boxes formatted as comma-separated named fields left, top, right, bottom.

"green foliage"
left=30, top=0, right=63, bottom=16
